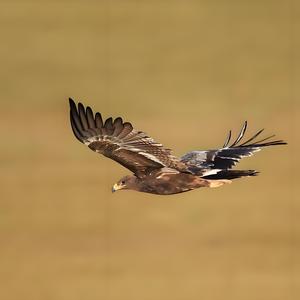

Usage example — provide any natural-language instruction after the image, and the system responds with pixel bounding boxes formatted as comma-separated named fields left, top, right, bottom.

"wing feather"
left=181, top=122, right=287, bottom=174
left=78, top=103, right=89, bottom=130
left=69, top=98, right=186, bottom=177
left=118, top=122, right=133, bottom=139
left=230, top=121, right=247, bottom=147
left=112, top=117, right=124, bottom=137
left=223, top=130, right=232, bottom=148
left=95, top=112, right=103, bottom=128
left=70, top=112, right=85, bottom=142
left=70, top=101, right=85, bottom=133
left=86, top=106, right=96, bottom=128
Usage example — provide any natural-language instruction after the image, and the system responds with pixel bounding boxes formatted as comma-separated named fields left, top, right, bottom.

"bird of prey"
left=69, top=98, right=286, bottom=195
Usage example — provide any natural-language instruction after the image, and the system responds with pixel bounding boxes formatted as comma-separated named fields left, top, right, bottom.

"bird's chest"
left=140, top=172, right=203, bottom=195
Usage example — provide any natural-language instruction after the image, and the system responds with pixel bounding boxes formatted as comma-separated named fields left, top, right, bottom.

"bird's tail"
left=202, top=170, right=259, bottom=180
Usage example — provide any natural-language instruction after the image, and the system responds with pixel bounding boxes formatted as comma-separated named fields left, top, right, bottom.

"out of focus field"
left=0, top=1, right=299, bottom=300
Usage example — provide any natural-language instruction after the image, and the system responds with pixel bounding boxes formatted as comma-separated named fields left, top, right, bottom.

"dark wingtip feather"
left=69, top=98, right=77, bottom=111
left=223, top=121, right=287, bottom=149
left=95, top=112, right=103, bottom=128
left=86, top=106, right=96, bottom=128
left=230, top=121, right=247, bottom=147
left=77, top=102, right=89, bottom=130
left=78, top=102, right=85, bottom=117
left=105, top=117, right=114, bottom=135
left=70, top=111, right=84, bottom=143
left=223, top=130, right=232, bottom=148
left=239, top=128, right=265, bottom=146
left=112, top=117, right=124, bottom=137
left=69, top=98, right=92, bottom=142
left=254, top=140, right=287, bottom=147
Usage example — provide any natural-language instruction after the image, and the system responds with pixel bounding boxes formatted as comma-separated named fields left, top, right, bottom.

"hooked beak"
left=112, top=183, right=122, bottom=193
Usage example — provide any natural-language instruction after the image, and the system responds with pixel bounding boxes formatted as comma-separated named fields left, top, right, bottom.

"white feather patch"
left=138, top=152, right=164, bottom=165
left=156, top=169, right=179, bottom=179
left=202, top=169, right=222, bottom=176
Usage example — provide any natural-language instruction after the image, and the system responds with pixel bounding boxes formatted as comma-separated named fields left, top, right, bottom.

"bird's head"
left=112, top=175, right=138, bottom=193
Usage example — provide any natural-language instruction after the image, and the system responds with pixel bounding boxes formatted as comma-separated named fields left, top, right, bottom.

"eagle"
left=69, top=98, right=286, bottom=195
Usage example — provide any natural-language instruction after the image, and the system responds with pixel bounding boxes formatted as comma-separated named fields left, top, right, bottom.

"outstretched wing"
left=69, top=98, right=187, bottom=177
left=181, top=121, right=286, bottom=174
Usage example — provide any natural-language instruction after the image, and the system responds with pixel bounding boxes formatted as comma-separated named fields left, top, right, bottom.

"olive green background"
left=0, top=1, right=299, bottom=300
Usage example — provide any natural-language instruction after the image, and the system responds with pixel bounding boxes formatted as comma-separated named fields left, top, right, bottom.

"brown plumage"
left=69, top=98, right=287, bottom=195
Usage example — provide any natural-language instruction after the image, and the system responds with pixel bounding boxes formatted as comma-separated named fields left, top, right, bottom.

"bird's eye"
left=121, top=181, right=125, bottom=185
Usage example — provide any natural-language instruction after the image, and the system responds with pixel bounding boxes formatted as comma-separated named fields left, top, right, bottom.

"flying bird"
left=69, top=98, right=286, bottom=195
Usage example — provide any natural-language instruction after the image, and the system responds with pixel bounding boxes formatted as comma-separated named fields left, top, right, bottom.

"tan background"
left=0, top=1, right=299, bottom=300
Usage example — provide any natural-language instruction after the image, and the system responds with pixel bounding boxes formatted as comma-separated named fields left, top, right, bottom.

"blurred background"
left=0, top=1, right=299, bottom=299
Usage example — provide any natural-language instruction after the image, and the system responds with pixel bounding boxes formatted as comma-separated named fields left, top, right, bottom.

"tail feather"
left=203, top=170, right=259, bottom=180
